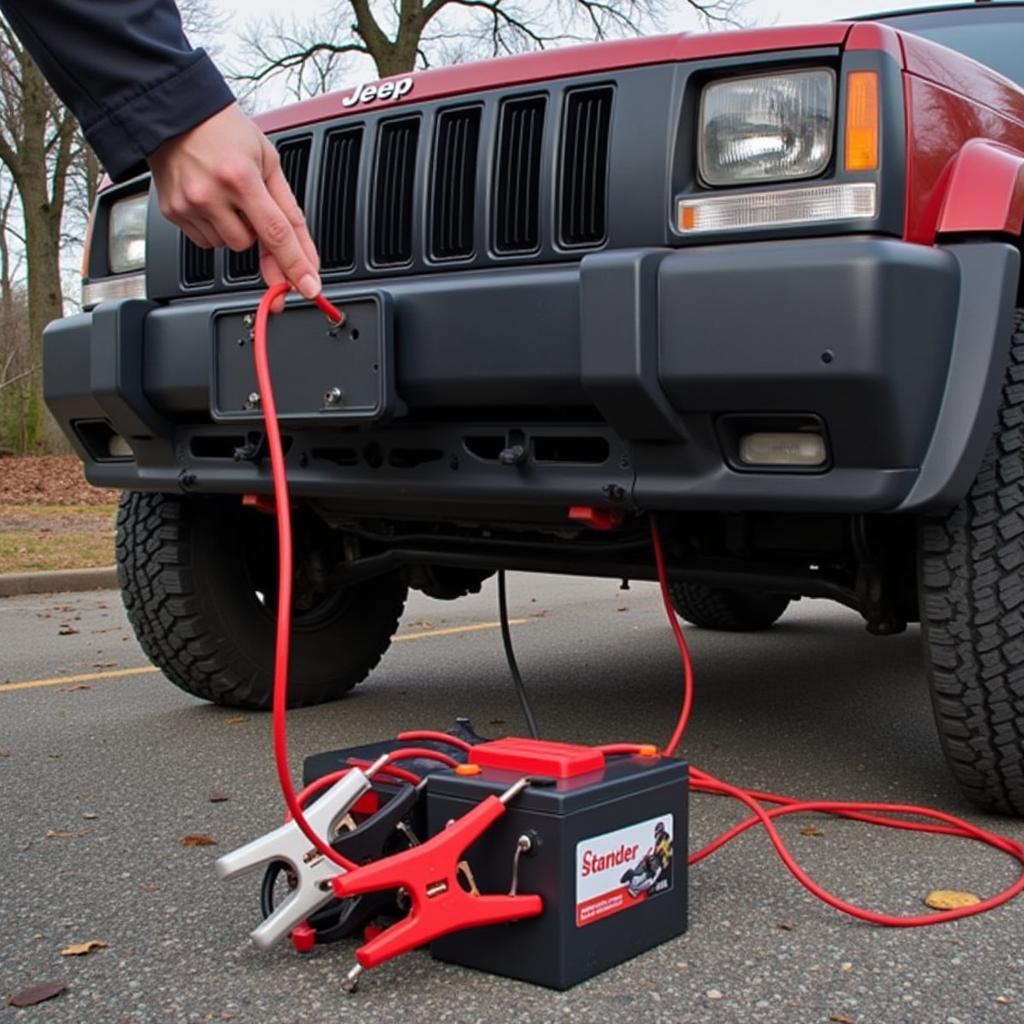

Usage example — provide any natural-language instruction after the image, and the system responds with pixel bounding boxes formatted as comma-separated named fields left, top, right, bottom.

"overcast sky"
left=213, top=0, right=942, bottom=33
left=207, top=0, right=945, bottom=101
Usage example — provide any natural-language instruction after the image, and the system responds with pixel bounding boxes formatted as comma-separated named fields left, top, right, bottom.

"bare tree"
left=0, top=169, right=32, bottom=451
left=234, top=0, right=747, bottom=101
left=0, top=18, right=78, bottom=450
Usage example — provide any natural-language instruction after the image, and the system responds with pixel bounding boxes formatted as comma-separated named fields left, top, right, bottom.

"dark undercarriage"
left=291, top=503, right=919, bottom=636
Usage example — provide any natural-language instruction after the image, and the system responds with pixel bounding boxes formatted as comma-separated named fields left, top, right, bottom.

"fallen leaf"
left=800, top=826, right=824, bottom=838
left=61, top=940, right=108, bottom=957
left=92, top=662, right=116, bottom=669
left=0, top=746, right=9, bottom=757
left=45, top=829, right=87, bottom=839
left=57, top=685, right=91, bottom=693
left=776, top=921, right=795, bottom=931
left=81, top=813, right=98, bottom=820
left=208, top=790, right=230, bottom=803
left=616, top=607, right=629, bottom=612
left=7, top=980, right=67, bottom=1007
left=140, top=883, right=161, bottom=893
left=925, top=889, right=981, bottom=911
left=829, top=1015, right=856, bottom=1024
left=57, top=626, right=79, bottom=636
left=224, top=716, right=246, bottom=726
left=181, top=834, right=217, bottom=847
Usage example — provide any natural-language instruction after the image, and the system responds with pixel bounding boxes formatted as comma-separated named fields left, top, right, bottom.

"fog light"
left=108, top=434, right=134, bottom=459
left=739, top=432, right=826, bottom=467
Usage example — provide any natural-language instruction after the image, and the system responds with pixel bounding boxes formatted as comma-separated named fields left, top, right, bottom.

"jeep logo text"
left=342, top=76, right=414, bottom=108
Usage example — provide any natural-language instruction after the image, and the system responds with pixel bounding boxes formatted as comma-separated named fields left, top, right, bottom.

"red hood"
left=254, top=23, right=863, bottom=134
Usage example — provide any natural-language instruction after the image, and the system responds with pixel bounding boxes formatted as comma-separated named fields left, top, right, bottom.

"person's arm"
left=0, top=0, right=321, bottom=298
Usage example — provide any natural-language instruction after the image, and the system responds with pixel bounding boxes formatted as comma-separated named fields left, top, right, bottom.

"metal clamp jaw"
left=272, top=780, right=425, bottom=951
left=331, top=778, right=543, bottom=989
left=215, top=767, right=376, bottom=950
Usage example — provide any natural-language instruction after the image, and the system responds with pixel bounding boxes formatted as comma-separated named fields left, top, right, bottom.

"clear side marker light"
left=678, top=183, right=877, bottom=233
left=739, top=432, right=827, bottom=468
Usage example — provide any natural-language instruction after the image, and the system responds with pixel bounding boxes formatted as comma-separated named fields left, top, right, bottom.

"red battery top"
left=469, top=738, right=605, bottom=778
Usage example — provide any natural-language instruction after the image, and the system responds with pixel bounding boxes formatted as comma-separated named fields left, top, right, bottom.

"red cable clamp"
left=569, top=506, right=624, bottom=531
left=331, top=777, right=542, bottom=991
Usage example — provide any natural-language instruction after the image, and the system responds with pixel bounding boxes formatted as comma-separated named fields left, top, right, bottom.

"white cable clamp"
left=215, top=758, right=386, bottom=950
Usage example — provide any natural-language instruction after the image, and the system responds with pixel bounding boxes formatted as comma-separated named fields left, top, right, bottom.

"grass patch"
left=0, top=503, right=118, bottom=573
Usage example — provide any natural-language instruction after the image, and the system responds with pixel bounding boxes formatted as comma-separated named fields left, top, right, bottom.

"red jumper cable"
left=645, top=517, right=1024, bottom=928
left=253, top=284, right=543, bottom=980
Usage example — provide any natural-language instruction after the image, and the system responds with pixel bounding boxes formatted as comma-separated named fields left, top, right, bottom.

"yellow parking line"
left=0, top=619, right=531, bottom=694
left=0, top=665, right=158, bottom=693
left=393, top=619, right=528, bottom=643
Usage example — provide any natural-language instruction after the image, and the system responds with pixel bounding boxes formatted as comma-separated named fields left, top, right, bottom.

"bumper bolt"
left=245, top=392, right=261, bottom=410
left=324, top=387, right=343, bottom=406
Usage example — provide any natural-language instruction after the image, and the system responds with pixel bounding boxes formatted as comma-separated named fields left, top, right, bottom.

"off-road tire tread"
left=117, top=491, right=406, bottom=709
left=920, top=308, right=1024, bottom=815
left=668, top=582, right=790, bottom=632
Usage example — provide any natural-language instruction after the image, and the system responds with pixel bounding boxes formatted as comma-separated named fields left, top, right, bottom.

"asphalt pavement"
left=2, top=575, right=1023, bottom=1024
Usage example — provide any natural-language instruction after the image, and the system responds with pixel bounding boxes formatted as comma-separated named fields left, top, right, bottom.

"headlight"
left=699, top=70, right=835, bottom=186
left=108, top=192, right=148, bottom=273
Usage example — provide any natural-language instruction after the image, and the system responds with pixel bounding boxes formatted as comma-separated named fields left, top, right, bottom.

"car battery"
left=425, top=738, right=688, bottom=989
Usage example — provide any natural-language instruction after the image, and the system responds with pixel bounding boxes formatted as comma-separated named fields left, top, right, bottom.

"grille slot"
left=371, top=117, right=420, bottom=266
left=181, top=236, right=214, bottom=287
left=318, top=127, right=363, bottom=271
left=227, top=136, right=312, bottom=281
left=559, top=87, right=613, bottom=247
left=430, top=106, right=481, bottom=260
left=493, top=96, right=546, bottom=254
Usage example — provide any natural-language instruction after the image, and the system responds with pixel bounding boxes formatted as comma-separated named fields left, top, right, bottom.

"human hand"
left=148, top=103, right=321, bottom=301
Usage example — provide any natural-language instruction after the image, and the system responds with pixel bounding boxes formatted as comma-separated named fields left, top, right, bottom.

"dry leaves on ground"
left=61, top=940, right=108, bottom=957
left=6, top=980, right=67, bottom=1007
left=0, top=746, right=10, bottom=757
left=45, top=828, right=88, bottom=839
left=800, top=826, right=824, bottom=838
left=0, top=456, right=111, bottom=506
left=829, top=1015, right=857, bottom=1024
left=181, top=834, right=217, bottom=847
left=924, top=889, right=981, bottom=910
left=57, top=626, right=80, bottom=636
left=225, top=716, right=246, bottom=726
left=208, top=791, right=230, bottom=803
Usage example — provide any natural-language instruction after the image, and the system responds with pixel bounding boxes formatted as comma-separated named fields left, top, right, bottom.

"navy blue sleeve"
left=0, top=0, right=235, bottom=181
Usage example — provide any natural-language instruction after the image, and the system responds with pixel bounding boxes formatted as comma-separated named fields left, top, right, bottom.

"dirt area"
left=0, top=457, right=118, bottom=573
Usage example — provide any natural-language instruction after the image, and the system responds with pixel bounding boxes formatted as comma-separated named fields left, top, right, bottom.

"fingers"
left=259, top=252, right=287, bottom=312
left=205, top=207, right=257, bottom=253
left=263, top=158, right=320, bottom=274
left=235, top=163, right=321, bottom=300
left=179, top=218, right=223, bottom=250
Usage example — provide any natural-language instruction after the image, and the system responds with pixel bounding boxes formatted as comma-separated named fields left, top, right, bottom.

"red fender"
left=936, top=138, right=1024, bottom=238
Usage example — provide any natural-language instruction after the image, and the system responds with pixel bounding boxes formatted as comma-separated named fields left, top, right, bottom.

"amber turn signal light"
left=845, top=71, right=879, bottom=172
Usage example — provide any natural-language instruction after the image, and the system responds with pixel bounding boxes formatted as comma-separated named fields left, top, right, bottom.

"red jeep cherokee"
left=45, top=2, right=1024, bottom=815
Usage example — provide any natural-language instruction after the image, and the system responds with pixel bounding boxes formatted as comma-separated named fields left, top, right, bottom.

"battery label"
left=575, top=814, right=674, bottom=927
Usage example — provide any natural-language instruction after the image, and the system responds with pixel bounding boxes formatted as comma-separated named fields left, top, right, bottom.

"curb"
left=0, top=566, right=118, bottom=598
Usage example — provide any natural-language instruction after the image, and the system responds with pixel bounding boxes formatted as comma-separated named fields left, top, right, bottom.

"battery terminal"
left=509, top=834, right=534, bottom=897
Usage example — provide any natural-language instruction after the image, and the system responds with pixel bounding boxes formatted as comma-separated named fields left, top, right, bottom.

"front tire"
left=919, top=309, right=1024, bottom=815
left=669, top=582, right=790, bottom=632
left=117, top=492, right=407, bottom=709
